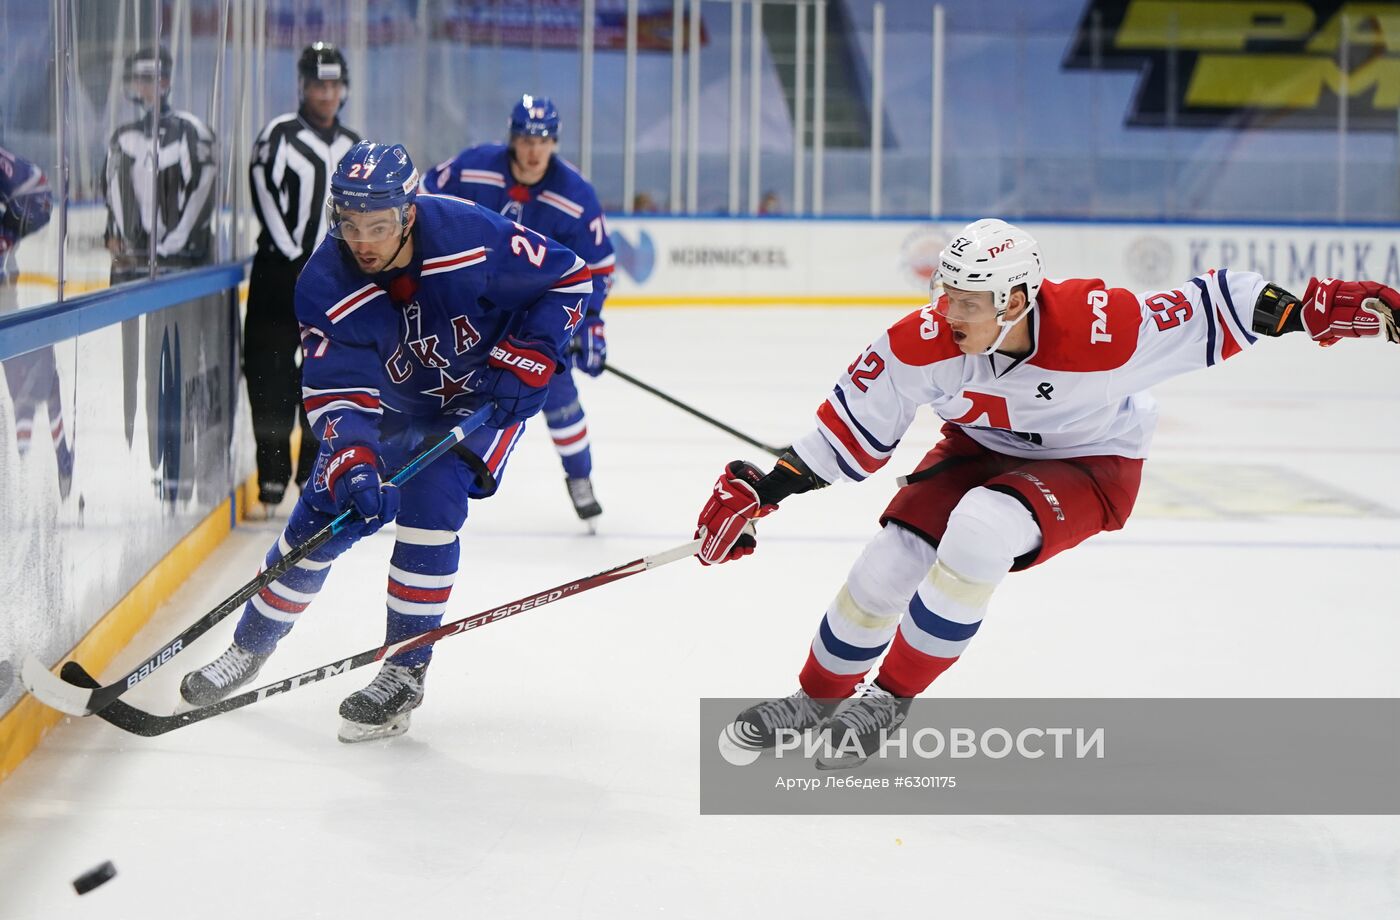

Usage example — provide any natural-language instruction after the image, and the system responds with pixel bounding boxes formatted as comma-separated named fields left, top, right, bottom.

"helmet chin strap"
left=380, top=208, right=416, bottom=272
left=976, top=301, right=1033, bottom=356
left=383, top=225, right=412, bottom=270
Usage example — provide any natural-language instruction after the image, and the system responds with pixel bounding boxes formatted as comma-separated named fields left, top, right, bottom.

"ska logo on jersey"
left=407, top=335, right=449, bottom=368
left=421, top=368, right=474, bottom=407
left=401, top=303, right=449, bottom=369
left=1064, top=1, right=1400, bottom=131
left=387, top=305, right=485, bottom=383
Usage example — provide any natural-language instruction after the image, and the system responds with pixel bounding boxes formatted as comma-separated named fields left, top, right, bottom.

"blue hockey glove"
left=568, top=317, right=607, bottom=377
left=1, top=187, right=53, bottom=238
left=478, top=335, right=558, bottom=428
left=326, top=446, right=400, bottom=536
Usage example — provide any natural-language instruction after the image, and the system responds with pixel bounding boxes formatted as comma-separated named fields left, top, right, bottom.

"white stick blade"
left=645, top=538, right=705, bottom=569
left=20, top=656, right=94, bottom=716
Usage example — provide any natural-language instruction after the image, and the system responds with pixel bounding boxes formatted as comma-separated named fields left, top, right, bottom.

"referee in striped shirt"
left=245, top=42, right=360, bottom=515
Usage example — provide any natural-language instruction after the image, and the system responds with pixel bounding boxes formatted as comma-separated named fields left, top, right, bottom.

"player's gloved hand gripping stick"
left=694, top=453, right=827, bottom=565
left=566, top=316, right=608, bottom=377
left=21, top=406, right=495, bottom=717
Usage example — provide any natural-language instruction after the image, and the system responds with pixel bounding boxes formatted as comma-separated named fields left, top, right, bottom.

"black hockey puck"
left=72, top=860, right=116, bottom=895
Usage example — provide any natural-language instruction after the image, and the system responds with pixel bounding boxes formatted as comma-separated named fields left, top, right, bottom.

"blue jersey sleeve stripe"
left=1191, top=277, right=1218, bottom=367
left=832, top=385, right=899, bottom=454
left=824, top=436, right=868, bottom=482
left=1215, top=268, right=1258, bottom=345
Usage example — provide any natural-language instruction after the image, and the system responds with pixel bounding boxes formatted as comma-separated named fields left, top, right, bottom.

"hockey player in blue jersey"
left=425, top=95, right=614, bottom=529
left=179, top=140, right=592, bottom=741
left=1, top=145, right=73, bottom=499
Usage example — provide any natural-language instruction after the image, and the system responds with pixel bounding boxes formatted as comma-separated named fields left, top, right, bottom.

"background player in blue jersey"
left=425, top=95, right=614, bottom=530
left=180, top=141, right=592, bottom=742
left=1, top=144, right=73, bottom=500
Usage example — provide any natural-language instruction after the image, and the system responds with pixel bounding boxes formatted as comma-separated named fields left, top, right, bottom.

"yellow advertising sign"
left=1065, top=1, right=1400, bottom=128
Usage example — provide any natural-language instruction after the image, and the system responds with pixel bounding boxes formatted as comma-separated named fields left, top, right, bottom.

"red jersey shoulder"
left=1028, top=278, right=1140, bottom=373
left=886, top=301, right=965, bottom=366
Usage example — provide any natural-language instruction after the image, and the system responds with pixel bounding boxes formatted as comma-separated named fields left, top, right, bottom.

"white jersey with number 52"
left=791, top=269, right=1268, bottom=484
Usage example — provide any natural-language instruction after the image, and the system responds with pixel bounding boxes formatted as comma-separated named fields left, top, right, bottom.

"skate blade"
left=338, top=711, right=412, bottom=743
left=583, top=518, right=598, bottom=535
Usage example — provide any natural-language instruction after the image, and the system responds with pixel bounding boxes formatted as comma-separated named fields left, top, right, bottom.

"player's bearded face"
left=338, top=205, right=412, bottom=273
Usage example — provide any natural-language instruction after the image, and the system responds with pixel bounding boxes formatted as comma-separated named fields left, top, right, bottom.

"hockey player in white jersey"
left=694, top=218, right=1400, bottom=769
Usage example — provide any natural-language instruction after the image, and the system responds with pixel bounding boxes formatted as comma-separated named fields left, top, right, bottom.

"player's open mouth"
left=952, top=330, right=967, bottom=344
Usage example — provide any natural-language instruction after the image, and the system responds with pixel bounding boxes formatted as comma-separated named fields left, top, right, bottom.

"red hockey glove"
left=1300, top=277, right=1400, bottom=347
left=478, top=335, right=558, bottom=428
left=695, top=461, right=778, bottom=566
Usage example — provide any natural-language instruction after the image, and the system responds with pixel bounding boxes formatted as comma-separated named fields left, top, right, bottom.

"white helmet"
left=932, top=218, right=1043, bottom=314
left=931, top=219, right=1043, bottom=355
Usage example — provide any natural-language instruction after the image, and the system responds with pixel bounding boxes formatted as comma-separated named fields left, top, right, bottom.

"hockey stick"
left=602, top=363, right=787, bottom=457
left=62, top=538, right=703, bottom=737
left=895, top=468, right=937, bottom=488
left=21, top=407, right=494, bottom=717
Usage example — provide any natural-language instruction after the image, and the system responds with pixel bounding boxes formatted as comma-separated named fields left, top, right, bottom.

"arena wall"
left=0, top=266, right=254, bottom=779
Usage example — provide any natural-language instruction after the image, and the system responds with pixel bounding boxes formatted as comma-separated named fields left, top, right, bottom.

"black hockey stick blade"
left=75, top=538, right=703, bottom=738
left=24, top=413, right=490, bottom=717
left=60, top=662, right=168, bottom=738
left=60, top=661, right=101, bottom=691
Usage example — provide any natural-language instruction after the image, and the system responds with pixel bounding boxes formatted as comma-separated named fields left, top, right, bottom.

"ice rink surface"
left=3, top=306, right=1399, bottom=918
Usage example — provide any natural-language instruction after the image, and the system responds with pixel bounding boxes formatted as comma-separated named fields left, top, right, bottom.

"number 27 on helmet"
left=326, top=140, right=420, bottom=243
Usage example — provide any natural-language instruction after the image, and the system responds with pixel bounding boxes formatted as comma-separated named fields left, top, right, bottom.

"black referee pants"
left=244, top=250, right=318, bottom=504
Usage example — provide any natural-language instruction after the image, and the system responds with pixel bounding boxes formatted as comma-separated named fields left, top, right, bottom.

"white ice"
left=2, top=306, right=1399, bottom=918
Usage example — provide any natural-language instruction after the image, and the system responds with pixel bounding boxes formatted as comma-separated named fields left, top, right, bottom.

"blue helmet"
left=327, top=141, right=419, bottom=239
left=509, top=95, right=560, bottom=139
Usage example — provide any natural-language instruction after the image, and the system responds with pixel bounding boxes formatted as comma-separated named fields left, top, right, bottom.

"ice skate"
left=565, top=476, right=602, bottom=532
left=723, top=689, right=834, bottom=753
left=815, top=681, right=912, bottom=771
left=179, top=642, right=271, bottom=707
left=337, top=661, right=428, bottom=743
